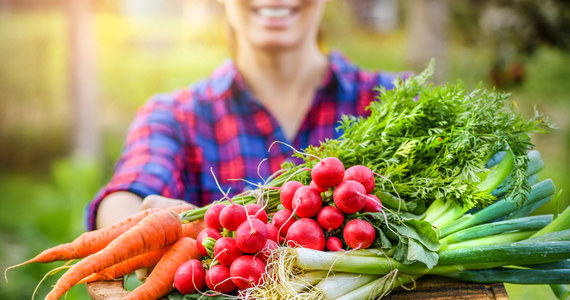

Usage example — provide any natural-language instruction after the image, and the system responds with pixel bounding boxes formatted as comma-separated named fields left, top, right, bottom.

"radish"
left=213, top=237, right=243, bottom=267
left=311, top=157, right=345, bottom=188
left=317, top=206, right=345, bottom=231
left=196, top=228, right=222, bottom=257
left=245, top=204, right=269, bottom=223
left=343, top=165, right=375, bottom=194
left=205, top=264, right=236, bottom=294
left=333, top=180, right=367, bottom=214
left=258, top=239, right=279, bottom=264
left=362, top=194, right=383, bottom=213
left=204, top=203, right=225, bottom=231
left=219, top=203, right=247, bottom=231
left=291, top=186, right=323, bottom=218
left=280, top=181, right=304, bottom=209
left=230, top=255, right=266, bottom=290
left=286, top=218, right=325, bottom=251
left=310, top=180, right=328, bottom=193
left=265, top=223, right=283, bottom=243
left=235, top=218, right=268, bottom=253
left=271, top=209, right=296, bottom=237
left=173, top=259, right=206, bottom=294
left=343, top=219, right=376, bottom=249
left=326, top=236, right=344, bottom=252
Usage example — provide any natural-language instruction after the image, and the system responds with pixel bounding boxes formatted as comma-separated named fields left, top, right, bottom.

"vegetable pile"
left=5, top=62, right=570, bottom=300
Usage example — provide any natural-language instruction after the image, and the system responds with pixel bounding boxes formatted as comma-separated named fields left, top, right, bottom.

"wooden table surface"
left=86, top=276, right=509, bottom=299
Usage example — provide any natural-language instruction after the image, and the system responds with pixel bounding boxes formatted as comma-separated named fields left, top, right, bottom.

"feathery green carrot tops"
left=296, top=60, right=554, bottom=212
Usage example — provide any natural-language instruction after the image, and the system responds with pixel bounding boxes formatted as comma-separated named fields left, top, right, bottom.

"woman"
left=86, top=0, right=408, bottom=230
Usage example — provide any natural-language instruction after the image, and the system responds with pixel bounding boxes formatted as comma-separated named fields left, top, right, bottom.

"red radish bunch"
left=276, top=159, right=383, bottom=253
left=173, top=159, right=386, bottom=295
left=174, top=201, right=273, bottom=294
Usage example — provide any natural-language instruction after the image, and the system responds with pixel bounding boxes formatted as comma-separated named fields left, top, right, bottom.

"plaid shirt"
left=85, top=51, right=409, bottom=230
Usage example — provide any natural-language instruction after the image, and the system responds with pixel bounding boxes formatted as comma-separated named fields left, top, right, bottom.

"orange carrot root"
left=123, top=237, right=201, bottom=300
left=77, top=220, right=204, bottom=285
left=77, top=247, right=168, bottom=284
left=4, top=207, right=162, bottom=282
left=5, top=201, right=195, bottom=281
left=44, top=210, right=182, bottom=300
left=182, top=220, right=207, bottom=239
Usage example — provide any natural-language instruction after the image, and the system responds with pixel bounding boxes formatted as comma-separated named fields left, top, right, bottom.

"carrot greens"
left=302, top=61, right=553, bottom=213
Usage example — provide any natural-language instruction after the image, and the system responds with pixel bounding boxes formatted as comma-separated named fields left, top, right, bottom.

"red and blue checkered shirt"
left=85, top=51, right=409, bottom=230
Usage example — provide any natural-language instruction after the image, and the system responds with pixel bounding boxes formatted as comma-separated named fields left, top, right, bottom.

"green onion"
left=288, top=270, right=328, bottom=293
left=439, top=215, right=552, bottom=245
left=314, top=273, right=378, bottom=299
left=532, top=205, right=570, bottom=237
left=436, top=241, right=570, bottom=267
left=439, top=230, right=537, bottom=251
left=522, top=259, right=570, bottom=270
left=439, top=179, right=555, bottom=237
left=336, top=273, right=418, bottom=300
left=522, top=229, right=570, bottom=243
left=443, top=267, right=570, bottom=284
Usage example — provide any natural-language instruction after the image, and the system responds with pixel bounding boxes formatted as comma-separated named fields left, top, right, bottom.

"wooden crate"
left=86, top=276, right=509, bottom=299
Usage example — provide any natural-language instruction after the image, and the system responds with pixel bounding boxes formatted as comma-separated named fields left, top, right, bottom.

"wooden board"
left=384, top=276, right=509, bottom=300
left=86, top=280, right=129, bottom=300
left=86, top=276, right=509, bottom=299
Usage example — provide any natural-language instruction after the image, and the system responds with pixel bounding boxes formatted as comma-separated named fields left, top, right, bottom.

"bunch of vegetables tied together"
left=175, top=158, right=387, bottom=296
left=5, top=62, right=570, bottom=300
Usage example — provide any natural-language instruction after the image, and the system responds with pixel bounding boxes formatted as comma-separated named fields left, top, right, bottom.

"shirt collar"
left=208, top=58, right=238, bottom=97
left=207, top=50, right=356, bottom=98
left=326, top=50, right=357, bottom=94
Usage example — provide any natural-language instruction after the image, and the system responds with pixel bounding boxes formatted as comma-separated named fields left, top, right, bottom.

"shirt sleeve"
left=84, top=94, right=189, bottom=230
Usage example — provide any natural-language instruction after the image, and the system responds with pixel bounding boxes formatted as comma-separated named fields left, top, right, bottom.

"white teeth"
left=258, top=7, right=292, bottom=18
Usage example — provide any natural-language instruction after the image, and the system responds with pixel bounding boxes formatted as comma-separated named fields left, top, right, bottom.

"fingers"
left=141, top=195, right=197, bottom=211
left=135, top=268, right=149, bottom=281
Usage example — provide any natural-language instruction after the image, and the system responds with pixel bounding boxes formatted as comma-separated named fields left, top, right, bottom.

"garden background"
left=0, top=0, right=569, bottom=299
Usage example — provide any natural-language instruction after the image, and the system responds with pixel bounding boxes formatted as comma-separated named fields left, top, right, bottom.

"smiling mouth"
left=255, top=7, right=296, bottom=19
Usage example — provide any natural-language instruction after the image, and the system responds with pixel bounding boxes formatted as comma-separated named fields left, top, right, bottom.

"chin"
left=251, top=34, right=303, bottom=52
left=257, top=42, right=297, bottom=52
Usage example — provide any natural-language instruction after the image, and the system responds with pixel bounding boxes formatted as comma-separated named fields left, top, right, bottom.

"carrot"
left=76, top=248, right=168, bottom=284
left=45, top=210, right=182, bottom=300
left=77, top=221, right=205, bottom=284
left=123, top=237, right=201, bottom=300
left=6, top=202, right=193, bottom=277
left=4, top=208, right=162, bottom=278
left=182, top=220, right=207, bottom=239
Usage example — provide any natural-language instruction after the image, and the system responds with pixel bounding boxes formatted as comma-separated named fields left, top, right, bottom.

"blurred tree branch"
left=406, top=0, right=450, bottom=83
left=67, top=0, right=101, bottom=164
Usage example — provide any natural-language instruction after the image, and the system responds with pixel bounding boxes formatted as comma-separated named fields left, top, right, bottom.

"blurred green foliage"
left=0, top=160, right=102, bottom=299
left=0, top=5, right=569, bottom=299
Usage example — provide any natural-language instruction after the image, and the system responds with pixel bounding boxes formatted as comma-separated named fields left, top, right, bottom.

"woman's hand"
left=96, top=192, right=197, bottom=230
left=96, top=191, right=144, bottom=230
left=140, top=194, right=197, bottom=211
left=97, top=193, right=197, bottom=280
